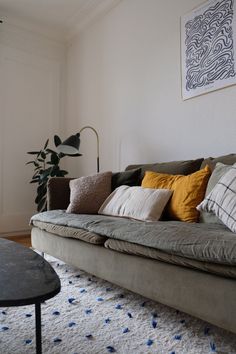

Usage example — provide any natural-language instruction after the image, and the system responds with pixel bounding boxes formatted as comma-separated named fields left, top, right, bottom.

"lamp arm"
left=79, top=126, right=100, bottom=172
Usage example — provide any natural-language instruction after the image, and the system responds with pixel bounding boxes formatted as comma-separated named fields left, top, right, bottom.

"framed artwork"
left=181, top=0, right=236, bottom=100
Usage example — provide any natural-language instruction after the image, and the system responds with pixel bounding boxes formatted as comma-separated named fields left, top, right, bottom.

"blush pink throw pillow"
left=66, top=172, right=112, bottom=214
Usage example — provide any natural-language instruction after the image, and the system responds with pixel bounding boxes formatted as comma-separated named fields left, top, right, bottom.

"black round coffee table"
left=0, top=238, right=61, bottom=354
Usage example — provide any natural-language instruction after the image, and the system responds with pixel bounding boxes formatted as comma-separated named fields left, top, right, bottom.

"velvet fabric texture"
left=111, top=168, right=141, bottom=190
left=67, top=172, right=112, bottom=214
left=47, top=177, right=73, bottom=210
left=126, top=158, right=204, bottom=179
left=201, top=153, right=236, bottom=171
left=142, top=166, right=211, bottom=222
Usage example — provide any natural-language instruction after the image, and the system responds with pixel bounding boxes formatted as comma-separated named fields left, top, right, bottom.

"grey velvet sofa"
left=31, top=155, right=236, bottom=334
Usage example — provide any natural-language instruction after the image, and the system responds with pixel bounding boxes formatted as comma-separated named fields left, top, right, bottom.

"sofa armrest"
left=47, top=177, right=74, bottom=210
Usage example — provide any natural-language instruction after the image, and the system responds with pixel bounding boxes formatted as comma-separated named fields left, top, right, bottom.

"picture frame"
left=181, top=0, right=236, bottom=100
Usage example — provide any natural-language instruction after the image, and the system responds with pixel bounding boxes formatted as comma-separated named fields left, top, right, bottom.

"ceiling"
left=0, top=0, right=121, bottom=41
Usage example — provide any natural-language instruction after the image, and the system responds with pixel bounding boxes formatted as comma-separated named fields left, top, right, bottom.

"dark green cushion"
left=126, top=158, right=203, bottom=179
left=111, top=168, right=141, bottom=190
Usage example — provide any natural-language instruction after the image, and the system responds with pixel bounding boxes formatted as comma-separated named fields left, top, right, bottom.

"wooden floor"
left=5, top=235, right=31, bottom=248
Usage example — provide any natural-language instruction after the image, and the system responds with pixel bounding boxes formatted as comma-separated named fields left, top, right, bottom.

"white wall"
left=0, top=24, right=66, bottom=235
left=66, top=0, right=236, bottom=178
left=2, top=0, right=236, bottom=233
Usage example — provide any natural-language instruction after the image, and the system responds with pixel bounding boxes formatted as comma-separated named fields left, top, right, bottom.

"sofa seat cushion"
left=31, top=210, right=236, bottom=265
left=32, top=220, right=107, bottom=245
left=104, top=239, right=236, bottom=279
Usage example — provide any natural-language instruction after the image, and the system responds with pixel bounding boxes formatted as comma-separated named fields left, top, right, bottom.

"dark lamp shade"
left=57, top=134, right=81, bottom=155
left=56, top=127, right=99, bottom=172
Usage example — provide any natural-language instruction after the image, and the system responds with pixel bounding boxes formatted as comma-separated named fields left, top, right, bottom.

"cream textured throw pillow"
left=197, top=165, right=236, bottom=232
left=98, top=186, right=173, bottom=222
left=67, top=172, right=112, bottom=214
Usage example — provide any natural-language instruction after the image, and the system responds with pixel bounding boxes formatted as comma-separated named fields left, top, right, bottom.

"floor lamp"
left=57, top=126, right=100, bottom=173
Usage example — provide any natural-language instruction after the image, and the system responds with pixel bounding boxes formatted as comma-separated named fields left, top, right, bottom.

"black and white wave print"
left=185, top=0, right=236, bottom=91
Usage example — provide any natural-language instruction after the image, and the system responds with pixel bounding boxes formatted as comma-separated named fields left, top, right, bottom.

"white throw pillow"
left=197, top=164, right=236, bottom=232
left=199, top=162, right=232, bottom=224
left=98, top=185, right=173, bottom=222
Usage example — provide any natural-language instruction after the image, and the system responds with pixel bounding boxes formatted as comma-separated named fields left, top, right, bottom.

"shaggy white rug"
left=0, top=254, right=236, bottom=354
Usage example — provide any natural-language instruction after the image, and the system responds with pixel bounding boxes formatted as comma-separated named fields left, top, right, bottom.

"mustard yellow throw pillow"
left=141, top=166, right=211, bottom=222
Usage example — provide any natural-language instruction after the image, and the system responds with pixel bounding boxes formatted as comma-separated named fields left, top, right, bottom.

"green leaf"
left=32, top=173, right=40, bottom=178
left=58, top=152, right=65, bottom=159
left=37, top=196, right=47, bottom=212
left=57, top=170, right=68, bottom=177
left=38, top=169, right=44, bottom=174
left=32, top=175, right=39, bottom=180
left=30, top=180, right=39, bottom=184
left=37, top=183, right=47, bottom=196
left=35, top=185, right=47, bottom=204
left=26, top=161, right=35, bottom=165
left=50, top=152, right=59, bottom=165
left=46, top=148, right=56, bottom=154
left=27, top=151, right=40, bottom=155
left=44, top=139, right=49, bottom=150
left=54, top=135, right=61, bottom=147
left=40, top=151, right=46, bottom=159
left=39, top=172, right=50, bottom=182
left=51, top=165, right=60, bottom=177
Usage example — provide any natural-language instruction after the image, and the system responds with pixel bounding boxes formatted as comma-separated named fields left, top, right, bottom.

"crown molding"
left=0, top=10, right=67, bottom=43
left=0, top=0, right=122, bottom=44
left=66, top=0, right=122, bottom=41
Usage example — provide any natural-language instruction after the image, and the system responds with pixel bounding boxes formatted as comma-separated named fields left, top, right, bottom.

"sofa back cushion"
left=125, top=158, right=203, bottom=180
left=67, top=172, right=112, bottom=214
left=141, top=166, right=211, bottom=223
left=201, top=153, right=236, bottom=171
left=47, top=177, right=73, bottom=210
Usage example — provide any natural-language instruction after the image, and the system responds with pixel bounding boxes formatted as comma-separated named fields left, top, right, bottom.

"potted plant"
left=27, top=135, right=80, bottom=212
